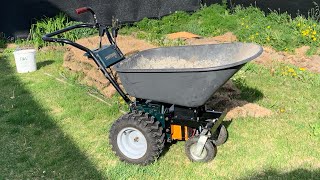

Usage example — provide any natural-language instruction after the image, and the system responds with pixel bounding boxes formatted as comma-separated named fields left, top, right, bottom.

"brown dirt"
left=186, top=32, right=237, bottom=45
left=39, top=46, right=66, bottom=52
left=226, top=103, right=273, bottom=119
left=6, top=43, right=17, bottom=49
left=167, top=31, right=201, bottom=40
left=255, top=46, right=320, bottom=73
left=205, top=81, right=273, bottom=120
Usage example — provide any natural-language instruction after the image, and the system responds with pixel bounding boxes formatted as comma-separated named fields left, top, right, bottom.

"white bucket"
left=13, top=49, right=37, bottom=73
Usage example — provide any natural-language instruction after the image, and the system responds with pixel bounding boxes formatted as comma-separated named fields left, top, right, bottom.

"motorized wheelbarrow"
left=43, top=7, right=263, bottom=165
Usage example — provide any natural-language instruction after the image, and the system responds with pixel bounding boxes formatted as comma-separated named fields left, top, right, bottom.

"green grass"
left=1, top=46, right=320, bottom=179
left=0, top=32, right=7, bottom=48
left=120, top=4, right=320, bottom=52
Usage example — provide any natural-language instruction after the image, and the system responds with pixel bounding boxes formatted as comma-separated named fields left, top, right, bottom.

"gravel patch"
left=131, top=56, right=221, bottom=69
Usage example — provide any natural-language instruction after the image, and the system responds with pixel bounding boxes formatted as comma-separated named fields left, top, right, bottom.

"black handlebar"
left=42, top=8, right=132, bottom=104
left=42, top=23, right=95, bottom=52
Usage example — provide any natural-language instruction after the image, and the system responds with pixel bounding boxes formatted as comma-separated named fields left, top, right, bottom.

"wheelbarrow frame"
left=42, top=7, right=260, bottom=165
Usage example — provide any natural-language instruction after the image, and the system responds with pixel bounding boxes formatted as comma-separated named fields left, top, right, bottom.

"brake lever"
left=111, top=16, right=119, bottom=39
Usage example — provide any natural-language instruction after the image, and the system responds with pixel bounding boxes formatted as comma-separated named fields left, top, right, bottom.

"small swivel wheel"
left=212, top=124, right=228, bottom=146
left=109, top=111, right=165, bottom=165
left=185, top=136, right=217, bottom=162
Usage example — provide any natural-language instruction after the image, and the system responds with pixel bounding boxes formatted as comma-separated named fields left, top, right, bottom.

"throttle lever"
left=75, top=7, right=89, bottom=14
left=75, top=7, right=98, bottom=25
left=111, top=16, right=119, bottom=39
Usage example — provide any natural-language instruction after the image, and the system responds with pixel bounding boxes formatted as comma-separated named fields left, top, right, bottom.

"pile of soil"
left=63, top=35, right=155, bottom=97
left=205, top=81, right=273, bottom=120
left=167, top=31, right=201, bottom=40
left=185, top=32, right=237, bottom=45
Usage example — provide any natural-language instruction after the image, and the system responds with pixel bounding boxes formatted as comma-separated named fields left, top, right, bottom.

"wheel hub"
left=134, top=137, right=139, bottom=142
left=190, top=144, right=208, bottom=160
left=117, top=127, right=147, bottom=159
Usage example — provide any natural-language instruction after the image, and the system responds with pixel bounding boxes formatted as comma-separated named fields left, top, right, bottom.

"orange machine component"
left=171, top=125, right=189, bottom=140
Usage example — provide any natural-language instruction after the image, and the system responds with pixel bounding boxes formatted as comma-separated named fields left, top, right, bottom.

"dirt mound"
left=63, top=35, right=156, bottom=97
left=186, top=32, right=237, bottom=45
left=167, top=31, right=201, bottom=40
left=205, top=81, right=273, bottom=120
left=255, top=46, right=320, bottom=73
left=226, top=103, right=273, bottom=119
left=39, top=46, right=66, bottom=52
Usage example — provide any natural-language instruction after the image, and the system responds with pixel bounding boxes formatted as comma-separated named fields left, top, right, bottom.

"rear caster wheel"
left=109, top=111, right=165, bottom=165
left=185, top=136, right=217, bottom=162
left=212, top=124, right=228, bottom=146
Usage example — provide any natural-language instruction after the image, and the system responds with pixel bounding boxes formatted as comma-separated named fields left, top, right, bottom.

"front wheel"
left=185, top=136, right=217, bottom=162
left=109, top=112, right=165, bottom=165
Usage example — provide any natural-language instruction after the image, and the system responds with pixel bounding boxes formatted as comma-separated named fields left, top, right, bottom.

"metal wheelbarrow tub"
left=115, top=43, right=263, bottom=107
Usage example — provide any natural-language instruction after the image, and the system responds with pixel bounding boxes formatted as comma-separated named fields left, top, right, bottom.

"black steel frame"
left=42, top=8, right=225, bottom=138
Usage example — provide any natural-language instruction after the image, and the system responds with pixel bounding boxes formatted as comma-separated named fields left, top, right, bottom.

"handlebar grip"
left=76, top=7, right=89, bottom=14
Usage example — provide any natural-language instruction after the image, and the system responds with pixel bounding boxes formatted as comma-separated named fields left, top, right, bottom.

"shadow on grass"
left=240, top=168, right=320, bottom=180
left=234, top=80, right=264, bottom=103
left=37, top=60, right=54, bottom=69
left=206, top=80, right=264, bottom=112
left=0, top=55, right=103, bottom=179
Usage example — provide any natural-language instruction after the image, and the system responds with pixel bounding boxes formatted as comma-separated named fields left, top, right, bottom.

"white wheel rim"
left=117, top=127, right=147, bottom=159
left=190, top=144, right=208, bottom=160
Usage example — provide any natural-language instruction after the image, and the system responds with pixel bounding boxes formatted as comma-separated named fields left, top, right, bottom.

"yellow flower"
left=312, top=31, right=317, bottom=35
left=288, top=68, right=295, bottom=73
left=267, top=25, right=271, bottom=29
left=241, top=22, right=244, bottom=26
left=297, top=23, right=301, bottom=27
left=279, top=108, right=285, bottom=113
left=313, top=24, right=316, bottom=27
left=313, top=37, right=317, bottom=41
left=256, top=32, right=259, bottom=35
left=246, top=25, right=249, bottom=29
left=299, top=67, right=306, bottom=71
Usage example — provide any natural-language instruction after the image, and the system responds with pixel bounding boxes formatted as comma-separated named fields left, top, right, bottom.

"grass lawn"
left=1, top=47, right=320, bottom=179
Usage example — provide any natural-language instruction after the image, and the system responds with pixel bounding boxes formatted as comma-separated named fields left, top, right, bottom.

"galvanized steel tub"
left=115, top=43, right=263, bottom=107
